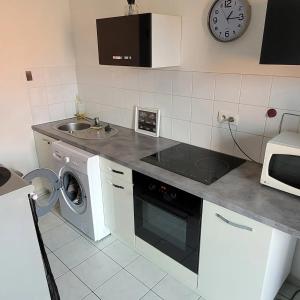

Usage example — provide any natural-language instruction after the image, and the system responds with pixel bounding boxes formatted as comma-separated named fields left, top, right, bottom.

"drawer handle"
left=108, top=167, right=124, bottom=175
left=42, top=138, right=51, bottom=145
left=216, top=213, right=253, bottom=232
left=113, top=184, right=125, bottom=190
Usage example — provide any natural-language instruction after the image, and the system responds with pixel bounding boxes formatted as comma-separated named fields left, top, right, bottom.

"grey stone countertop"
left=33, top=118, right=300, bottom=238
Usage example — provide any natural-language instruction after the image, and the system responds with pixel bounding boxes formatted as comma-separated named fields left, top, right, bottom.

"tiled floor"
left=276, top=281, right=300, bottom=300
left=40, top=209, right=299, bottom=300
left=40, top=210, right=203, bottom=300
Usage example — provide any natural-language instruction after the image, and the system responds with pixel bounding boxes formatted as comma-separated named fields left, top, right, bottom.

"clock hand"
left=227, top=16, right=240, bottom=20
left=226, top=10, right=233, bottom=21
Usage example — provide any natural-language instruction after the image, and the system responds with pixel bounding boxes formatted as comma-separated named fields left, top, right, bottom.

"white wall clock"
left=208, top=0, right=251, bottom=42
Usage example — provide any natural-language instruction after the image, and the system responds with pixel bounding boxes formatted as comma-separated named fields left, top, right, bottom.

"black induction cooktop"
left=141, top=144, right=245, bottom=185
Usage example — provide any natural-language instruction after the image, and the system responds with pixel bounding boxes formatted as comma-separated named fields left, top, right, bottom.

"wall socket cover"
left=217, top=111, right=239, bottom=125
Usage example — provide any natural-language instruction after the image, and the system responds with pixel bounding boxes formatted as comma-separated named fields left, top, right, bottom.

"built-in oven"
left=133, top=171, right=202, bottom=274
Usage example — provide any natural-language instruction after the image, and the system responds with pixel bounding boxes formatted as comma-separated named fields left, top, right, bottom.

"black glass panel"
left=260, top=0, right=300, bottom=65
left=269, top=155, right=300, bottom=189
left=133, top=171, right=202, bottom=274
left=0, top=167, right=11, bottom=187
left=96, top=13, right=152, bottom=67
left=141, top=143, right=245, bottom=185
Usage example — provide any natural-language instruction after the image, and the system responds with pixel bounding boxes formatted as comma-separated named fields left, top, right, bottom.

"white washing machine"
left=24, top=141, right=110, bottom=241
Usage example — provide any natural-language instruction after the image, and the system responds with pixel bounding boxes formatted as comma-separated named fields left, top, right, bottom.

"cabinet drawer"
left=100, top=157, right=132, bottom=184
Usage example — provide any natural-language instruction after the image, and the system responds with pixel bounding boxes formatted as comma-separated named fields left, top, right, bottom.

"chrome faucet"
left=94, top=117, right=100, bottom=126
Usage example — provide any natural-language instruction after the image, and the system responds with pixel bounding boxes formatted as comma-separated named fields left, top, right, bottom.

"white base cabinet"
left=100, top=158, right=134, bottom=247
left=34, top=132, right=57, bottom=169
left=198, top=200, right=296, bottom=300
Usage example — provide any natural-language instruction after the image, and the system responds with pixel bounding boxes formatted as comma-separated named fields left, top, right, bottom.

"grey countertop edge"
left=32, top=121, right=300, bottom=239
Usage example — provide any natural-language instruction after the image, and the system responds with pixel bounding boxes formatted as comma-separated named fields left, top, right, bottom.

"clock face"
left=208, top=0, right=251, bottom=42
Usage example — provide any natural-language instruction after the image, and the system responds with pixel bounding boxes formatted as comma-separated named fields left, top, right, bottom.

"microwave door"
left=268, top=154, right=300, bottom=189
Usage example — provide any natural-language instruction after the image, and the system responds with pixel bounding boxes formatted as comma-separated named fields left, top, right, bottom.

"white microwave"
left=261, top=132, right=300, bottom=196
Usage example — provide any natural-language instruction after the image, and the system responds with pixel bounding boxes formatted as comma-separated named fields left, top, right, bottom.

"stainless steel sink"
left=54, top=120, right=119, bottom=140
left=57, top=122, right=91, bottom=133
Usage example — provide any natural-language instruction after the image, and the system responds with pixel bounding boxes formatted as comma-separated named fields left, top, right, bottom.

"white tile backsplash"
left=172, top=96, right=192, bottom=121
left=192, top=72, right=215, bottom=100
left=233, top=132, right=263, bottom=162
left=27, top=65, right=77, bottom=124
left=172, top=71, right=192, bottom=97
left=211, top=127, right=235, bottom=156
left=76, top=67, right=300, bottom=162
left=264, top=109, right=300, bottom=138
left=215, top=73, right=241, bottom=103
left=191, top=123, right=212, bottom=149
left=172, top=119, right=191, bottom=143
left=240, top=75, right=272, bottom=107
left=270, top=77, right=300, bottom=111
left=237, top=104, right=266, bottom=135
left=29, top=87, right=48, bottom=106
left=191, top=98, right=213, bottom=125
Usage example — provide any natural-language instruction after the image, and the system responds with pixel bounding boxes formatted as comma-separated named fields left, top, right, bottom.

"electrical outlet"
left=217, top=111, right=239, bottom=125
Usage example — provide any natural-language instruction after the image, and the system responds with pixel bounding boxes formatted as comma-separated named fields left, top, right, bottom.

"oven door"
left=134, top=190, right=201, bottom=274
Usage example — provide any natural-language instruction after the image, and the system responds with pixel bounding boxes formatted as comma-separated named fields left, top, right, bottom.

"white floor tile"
left=102, top=240, right=139, bottom=267
left=141, top=291, right=163, bottom=300
left=87, top=234, right=116, bottom=250
left=153, top=275, right=199, bottom=300
left=83, top=293, right=101, bottom=300
left=47, top=253, right=69, bottom=279
left=126, top=256, right=167, bottom=288
left=278, top=282, right=300, bottom=299
left=72, top=251, right=122, bottom=290
left=38, top=212, right=64, bottom=233
left=42, top=223, right=80, bottom=251
left=54, top=237, right=99, bottom=269
left=94, top=269, right=149, bottom=300
left=55, top=271, right=90, bottom=300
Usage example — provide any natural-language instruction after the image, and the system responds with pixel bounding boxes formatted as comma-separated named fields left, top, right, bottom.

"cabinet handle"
left=216, top=213, right=253, bottom=232
left=106, top=180, right=125, bottom=190
left=113, top=184, right=125, bottom=190
left=109, top=167, right=124, bottom=175
left=42, top=138, right=51, bottom=145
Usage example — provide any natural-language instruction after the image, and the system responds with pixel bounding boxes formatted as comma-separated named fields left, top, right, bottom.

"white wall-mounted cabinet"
left=198, top=200, right=296, bottom=300
left=100, top=158, right=134, bottom=247
left=96, top=13, right=181, bottom=68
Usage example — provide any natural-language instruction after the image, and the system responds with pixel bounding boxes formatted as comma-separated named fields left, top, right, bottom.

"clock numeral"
left=215, top=9, right=219, bottom=14
left=238, top=13, right=244, bottom=20
left=225, top=0, right=232, bottom=8
left=213, top=17, right=218, bottom=24
left=225, top=30, right=230, bottom=38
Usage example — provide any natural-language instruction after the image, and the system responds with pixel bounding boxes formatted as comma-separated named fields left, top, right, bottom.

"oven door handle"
left=216, top=213, right=253, bottom=232
left=134, top=194, right=189, bottom=220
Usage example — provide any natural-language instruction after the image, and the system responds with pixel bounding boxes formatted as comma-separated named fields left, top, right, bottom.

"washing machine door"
left=23, top=168, right=61, bottom=217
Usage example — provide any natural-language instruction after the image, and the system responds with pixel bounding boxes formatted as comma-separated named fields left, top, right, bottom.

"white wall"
left=0, top=0, right=77, bottom=173
left=69, top=0, right=300, bottom=280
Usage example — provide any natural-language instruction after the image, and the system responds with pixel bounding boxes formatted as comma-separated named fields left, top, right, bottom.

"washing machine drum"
left=61, top=171, right=87, bottom=214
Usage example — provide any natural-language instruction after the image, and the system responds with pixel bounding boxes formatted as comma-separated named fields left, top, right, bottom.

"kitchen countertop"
left=33, top=118, right=300, bottom=238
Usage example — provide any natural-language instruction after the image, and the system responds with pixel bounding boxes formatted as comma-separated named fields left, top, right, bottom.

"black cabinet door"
left=97, top=13, right=152, bottom=67
left=260, top=0, right=300, bottom=65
